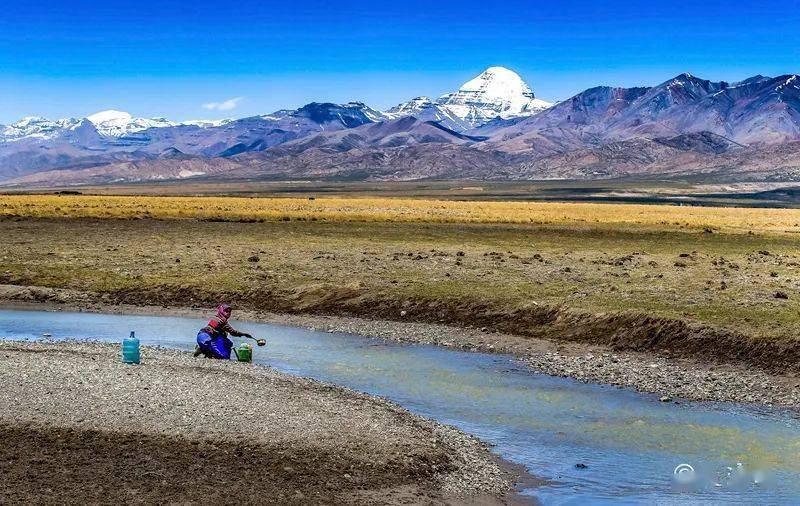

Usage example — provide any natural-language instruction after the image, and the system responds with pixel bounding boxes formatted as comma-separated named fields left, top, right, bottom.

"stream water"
left=1, top=309, right=799, bottom=505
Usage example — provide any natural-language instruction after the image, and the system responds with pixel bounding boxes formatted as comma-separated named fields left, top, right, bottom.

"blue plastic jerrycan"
left=122, top=331, right=140, bottom=364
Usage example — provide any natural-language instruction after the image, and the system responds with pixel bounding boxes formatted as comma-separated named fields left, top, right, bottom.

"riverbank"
left=2, top=285, right=798, bottom=409
left=0, top=339, right=524, bottom=505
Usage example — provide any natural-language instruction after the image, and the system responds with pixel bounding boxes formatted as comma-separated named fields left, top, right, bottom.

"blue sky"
left=2, top=0, right=799, bottom=123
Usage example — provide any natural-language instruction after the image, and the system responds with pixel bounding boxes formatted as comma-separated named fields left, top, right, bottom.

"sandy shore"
left=1, top=284, right=798, bottom=410
left=0, top=340, right=525, bottom=505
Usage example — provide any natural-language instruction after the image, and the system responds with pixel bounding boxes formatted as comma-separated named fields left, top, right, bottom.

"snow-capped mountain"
left=385, top=66, right=553, bottom=131
left=440, top=66, right=552, bottom=120
left=85, top=110, right=176, bottom=137
left=0, top=110, right=229, bottom=143
left=1, top=116, right=81, bottom=141
left=85, top=110, right=232, bottom=137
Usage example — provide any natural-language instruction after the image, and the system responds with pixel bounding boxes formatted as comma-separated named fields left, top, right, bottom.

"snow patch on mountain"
left=179, top=119, right=233, bottom=128
left=177, top=169, right=206, bottom=178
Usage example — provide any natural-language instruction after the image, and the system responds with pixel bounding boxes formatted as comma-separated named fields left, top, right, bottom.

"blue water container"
left=122, top=331, right=140, bottom=364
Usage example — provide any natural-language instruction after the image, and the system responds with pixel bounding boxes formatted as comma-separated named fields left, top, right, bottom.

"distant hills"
left=3, top=67, right=800, bottom=187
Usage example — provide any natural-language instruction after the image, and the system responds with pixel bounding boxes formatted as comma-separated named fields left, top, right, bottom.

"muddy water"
left=2, top=309, right=799, bottom=505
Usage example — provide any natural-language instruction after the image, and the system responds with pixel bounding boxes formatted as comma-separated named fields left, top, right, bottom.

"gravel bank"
left=2, top=283, right=799, bottom=409
left=0, top=340, right=516, bottom=505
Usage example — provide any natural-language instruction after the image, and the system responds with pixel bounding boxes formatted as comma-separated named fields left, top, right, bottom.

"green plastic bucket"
left=236, top=343, right=252, bottom=363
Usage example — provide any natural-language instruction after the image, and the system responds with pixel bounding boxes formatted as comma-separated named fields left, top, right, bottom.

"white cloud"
left=202, top=97, right=244, bottom=111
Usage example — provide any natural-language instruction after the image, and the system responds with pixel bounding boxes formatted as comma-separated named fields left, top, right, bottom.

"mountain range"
left=3, top=67, right=800, bottom=187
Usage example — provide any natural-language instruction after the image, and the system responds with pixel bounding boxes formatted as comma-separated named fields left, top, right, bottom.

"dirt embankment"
left=0, top=341, right=519, bottom=505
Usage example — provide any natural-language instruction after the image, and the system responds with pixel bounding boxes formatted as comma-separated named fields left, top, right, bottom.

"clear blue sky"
left=2, top=0, right=799, bottom=123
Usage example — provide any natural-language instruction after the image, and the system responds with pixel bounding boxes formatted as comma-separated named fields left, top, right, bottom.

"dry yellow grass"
left=4, top=194, right=800, bottom=234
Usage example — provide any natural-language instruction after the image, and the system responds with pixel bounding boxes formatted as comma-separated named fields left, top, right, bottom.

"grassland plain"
left=5, top=194, right=800, bottom=230
left=3, top=195, right=800, bottom=373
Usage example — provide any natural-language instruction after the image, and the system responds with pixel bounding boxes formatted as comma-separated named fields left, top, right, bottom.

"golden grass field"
left=4, top=194, right=800, bottom=234
left=3, top=194, right=800, bottom=369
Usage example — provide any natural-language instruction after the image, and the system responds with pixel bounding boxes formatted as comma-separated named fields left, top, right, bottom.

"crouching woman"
left=194, top=304, right=252, bottom=359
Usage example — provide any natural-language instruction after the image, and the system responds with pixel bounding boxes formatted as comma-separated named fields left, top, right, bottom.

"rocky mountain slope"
left=484, top=73, right=800, bottom=155
left=7, top=117, right=501, bottom=185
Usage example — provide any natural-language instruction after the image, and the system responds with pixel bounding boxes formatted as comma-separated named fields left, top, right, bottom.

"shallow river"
left=2, top=309, right=799, bottom=504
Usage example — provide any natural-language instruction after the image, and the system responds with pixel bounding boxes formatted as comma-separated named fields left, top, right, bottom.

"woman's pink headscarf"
left=216, top=304, right=232, bottom=320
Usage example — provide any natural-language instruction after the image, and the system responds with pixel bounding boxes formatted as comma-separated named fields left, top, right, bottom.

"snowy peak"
left=386, top=97, right=435, bottom=116
left=443, top=66, right=538, bottom=111
left=441, top=66, right=553, bottom=122
left=0, top=110, right=228, bottom=143
left=87, top=109, right=133, bottom=125
left=87, top=110, right=176, bottom=137
left=1, top=116, right=80, bottom=141
left=13, top=116, right=53, bottom=127
left=385, top=66, right=553, bottom=131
